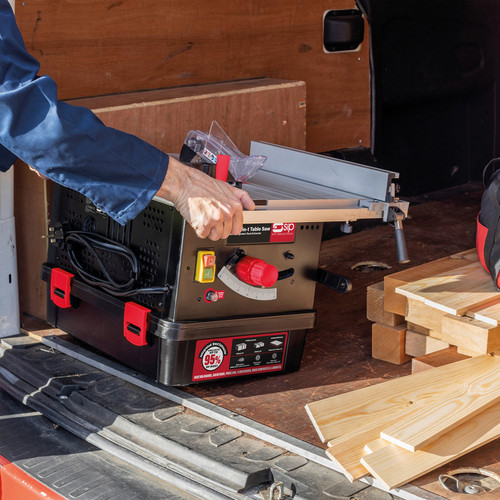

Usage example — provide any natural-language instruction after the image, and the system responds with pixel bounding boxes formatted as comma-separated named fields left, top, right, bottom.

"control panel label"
left=227, top=223, right=295, bottom=244
left=192, top=332, right=288, bottom=381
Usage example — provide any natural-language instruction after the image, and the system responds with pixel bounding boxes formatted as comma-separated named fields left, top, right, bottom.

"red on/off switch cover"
left=203, top=254, right=216, bottom=267
left=236, top=256, right=278, bottom=288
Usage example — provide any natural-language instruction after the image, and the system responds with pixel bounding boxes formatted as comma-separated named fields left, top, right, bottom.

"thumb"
left=234, top=189, right=255, bottom=211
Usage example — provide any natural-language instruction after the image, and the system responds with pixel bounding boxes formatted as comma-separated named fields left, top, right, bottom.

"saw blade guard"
left=183, top=121, right=266, bottom=182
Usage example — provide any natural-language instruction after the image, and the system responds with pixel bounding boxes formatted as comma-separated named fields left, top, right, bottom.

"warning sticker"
left=192, top=332, right=288, bottom=381
left=227, top=223, right=295, bottom=244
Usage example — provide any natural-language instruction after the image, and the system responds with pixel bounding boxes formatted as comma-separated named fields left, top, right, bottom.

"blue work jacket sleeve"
left=0, top=0, right=169, bottom=225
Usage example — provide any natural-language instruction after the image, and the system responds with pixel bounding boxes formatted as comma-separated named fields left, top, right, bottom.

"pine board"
left=380, top=362, right=500, bottom=451
left=466, top=299, right=500, bottom=326
left=396, top=262, right=498, bottom=316
left=383, top=250, right=477, bottom=316
left=361, top=401, right=500, bottom=490
left=305, top=353, right=498, bottom=443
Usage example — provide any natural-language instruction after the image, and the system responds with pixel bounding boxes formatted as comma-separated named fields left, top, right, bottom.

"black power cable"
left=64, top=231, right=171, bottom=297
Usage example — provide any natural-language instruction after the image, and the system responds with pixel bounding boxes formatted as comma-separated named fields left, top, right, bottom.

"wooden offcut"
left=371, top=323, right=411, bottom=365
left=441, top=314, right=500, bottom=355
left=467, top=300, right=500, bottom=326
left=411, top=347, right=469, bottom=374
left=366, top=281, right=405, bottom=327
left=405, top=298, right=445, bottom=336
left=404, top=331, right=449, bottom=357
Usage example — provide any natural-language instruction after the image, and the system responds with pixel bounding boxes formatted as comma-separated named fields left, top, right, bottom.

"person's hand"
left=155, top=157, right=255, bottom=241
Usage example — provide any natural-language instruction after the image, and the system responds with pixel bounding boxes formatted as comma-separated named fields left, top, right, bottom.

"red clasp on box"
left=123, top=302, right=151, bottom=347
left=50, top=268, right=74, bottom=309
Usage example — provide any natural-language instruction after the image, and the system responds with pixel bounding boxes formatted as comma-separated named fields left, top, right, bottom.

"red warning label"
left=192, top=332, right=288, bottom=381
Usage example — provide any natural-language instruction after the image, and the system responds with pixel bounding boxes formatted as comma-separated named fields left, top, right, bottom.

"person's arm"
left=0, top=0, right=254, bottom=238
left=156, top=157, right=255, bottom=240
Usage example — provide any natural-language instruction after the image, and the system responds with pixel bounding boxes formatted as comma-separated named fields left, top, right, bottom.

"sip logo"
left=270, top=222, right=295, bottom=242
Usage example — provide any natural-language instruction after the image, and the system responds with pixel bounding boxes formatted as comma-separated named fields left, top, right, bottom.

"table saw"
left=41, top=142, right=409, bottom=386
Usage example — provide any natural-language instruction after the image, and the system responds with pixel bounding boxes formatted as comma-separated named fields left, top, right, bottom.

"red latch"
left=123, top=302, right=151, bottom=347
left=50, top=268, right=74, bottom=308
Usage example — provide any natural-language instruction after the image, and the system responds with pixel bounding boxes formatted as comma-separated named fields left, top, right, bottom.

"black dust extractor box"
left=42, top=185, right=326, bottom=386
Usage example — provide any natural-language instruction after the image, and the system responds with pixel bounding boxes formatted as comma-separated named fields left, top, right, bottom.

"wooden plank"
left=305, top=352, right=499, bottom=443
left=383, top=250, right=477, bottom=316
left=380, top=362, right=500, bottom=451
left=325, top=411, right=413, bottom=482
left=396, top=262, right=498, bottom=316
left=405, top=298, right=445, bottom=336
left=371, top=323, right=411, bottom=365
left=17, top=0, right=369, bottom=153
left=361, top=402, right=500, bottom=490
left=325, top=430, right=372, bottom=482
left=404, top=331, right=449, bottom=357
left=364, top=438, right=387, bottom=454
left=441, top=314, right=500, bottom=355
left=366, top=281, right=405, bottom=327
left=467, top=299, right=500, bottom=326
left=67, top=79, right=307, bottom=156
left=411, top=347, right=469, bottom=374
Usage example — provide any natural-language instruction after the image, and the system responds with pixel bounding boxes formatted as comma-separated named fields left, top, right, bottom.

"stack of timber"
left=367, top=248, right=497, bottom=370
left=305, top=351, right=500, bottom=489
left=305, top=248, right=500, bottom=490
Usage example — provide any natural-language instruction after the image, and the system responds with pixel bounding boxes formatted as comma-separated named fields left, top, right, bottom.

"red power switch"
left=236, top=256, right=278, bottom=288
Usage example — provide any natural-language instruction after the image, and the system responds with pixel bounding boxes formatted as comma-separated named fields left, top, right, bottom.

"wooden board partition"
left=15, top=0, right=369, bottom=153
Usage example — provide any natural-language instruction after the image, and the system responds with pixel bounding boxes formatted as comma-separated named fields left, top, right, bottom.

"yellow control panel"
left=195, top=250, right=216, bottom=283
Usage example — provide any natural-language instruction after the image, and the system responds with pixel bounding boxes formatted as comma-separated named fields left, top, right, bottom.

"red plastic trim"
left=476, top=214, right=489, bottom=274
left=0, top=454, right=65, bottom=499
left=50, top=268, right=74, bottom=308
left=123, top=302, right=151, bottom=347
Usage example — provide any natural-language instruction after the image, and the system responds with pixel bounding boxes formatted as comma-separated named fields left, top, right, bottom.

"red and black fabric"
left=477, top=159, right=500, bottom=290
